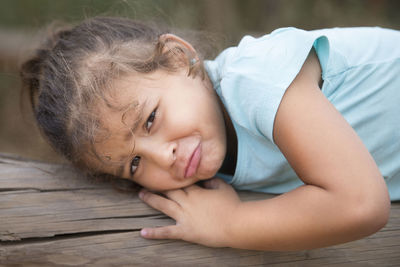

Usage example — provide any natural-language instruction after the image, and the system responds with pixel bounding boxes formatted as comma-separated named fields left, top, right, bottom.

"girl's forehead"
left=98, top=96, right=142, bottom=132
left=96, top=76, right=158, bottom=138
left=96, top=77, right=146, bottom=121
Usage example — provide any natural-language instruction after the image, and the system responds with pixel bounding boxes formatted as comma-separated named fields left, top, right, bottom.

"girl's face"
left=94, top=69, right=227, bottom=191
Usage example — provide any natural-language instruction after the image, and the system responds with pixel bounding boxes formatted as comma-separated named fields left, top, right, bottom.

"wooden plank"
left=0, top=154, right=108, bottom=191
left=0, top=189, right=172, bottom=241
left=1, top=231, right=400, bottom=266
left=1, top=153, right=400, bottom=266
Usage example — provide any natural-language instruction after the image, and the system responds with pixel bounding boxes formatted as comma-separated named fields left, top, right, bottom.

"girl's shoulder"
left=207, top=27, right=323, bottom=93
left=208, top=26, right=400, bottom=89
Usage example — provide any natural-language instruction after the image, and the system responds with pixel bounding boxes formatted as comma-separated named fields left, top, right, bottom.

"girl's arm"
left=139, top=50, right=390, bottom=250
left=228, top=49, right=390, bottom=250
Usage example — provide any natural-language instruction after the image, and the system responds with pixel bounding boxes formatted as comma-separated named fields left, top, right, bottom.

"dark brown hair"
left=20, top=16, right=206, bottom=177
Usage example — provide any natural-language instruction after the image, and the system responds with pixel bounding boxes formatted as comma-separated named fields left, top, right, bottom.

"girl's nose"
left=141, top=138, right=177, bottom=168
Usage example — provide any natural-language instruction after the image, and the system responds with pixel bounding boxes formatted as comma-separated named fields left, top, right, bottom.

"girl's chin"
left=200, top=157, right=223, bottom=176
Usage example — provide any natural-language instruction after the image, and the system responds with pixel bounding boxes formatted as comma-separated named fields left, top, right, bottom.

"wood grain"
left=1, top=153, right=399, bottom=266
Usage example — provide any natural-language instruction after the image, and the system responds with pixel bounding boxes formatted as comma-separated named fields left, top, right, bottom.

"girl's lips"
left=184, top=143, right=202, bottom=178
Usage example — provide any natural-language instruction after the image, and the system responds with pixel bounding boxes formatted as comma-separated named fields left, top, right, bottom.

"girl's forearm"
left=226, top=184, right=389, bottom=251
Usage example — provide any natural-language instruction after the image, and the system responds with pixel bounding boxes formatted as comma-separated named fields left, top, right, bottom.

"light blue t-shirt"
left=205, top=27, right=400, bottom=201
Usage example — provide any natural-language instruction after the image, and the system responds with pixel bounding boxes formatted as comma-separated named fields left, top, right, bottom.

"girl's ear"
left=158, top=33, right=199, bottom=62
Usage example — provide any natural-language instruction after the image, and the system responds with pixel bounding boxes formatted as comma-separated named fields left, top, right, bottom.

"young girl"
left=21, top=17, right=399, bottom=251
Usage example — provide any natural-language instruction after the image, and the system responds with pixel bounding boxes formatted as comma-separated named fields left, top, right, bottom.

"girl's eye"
left=130, top=156, right=141, bottom=176
left=145, top=108, right=157, bottom=132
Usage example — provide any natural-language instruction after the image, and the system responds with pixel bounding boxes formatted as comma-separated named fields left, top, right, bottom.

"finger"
left=139, top=189, right=181, bottom=218
left=140, top=225, right=182, bottom=240
left=163, top=189, right=186, bottom=202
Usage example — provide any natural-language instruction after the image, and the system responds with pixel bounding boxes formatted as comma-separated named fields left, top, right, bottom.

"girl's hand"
left=138, top=178, right=241, bottom=247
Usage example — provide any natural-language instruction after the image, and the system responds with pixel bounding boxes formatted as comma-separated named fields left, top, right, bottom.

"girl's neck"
left=218, top=97, right=237, bottom=176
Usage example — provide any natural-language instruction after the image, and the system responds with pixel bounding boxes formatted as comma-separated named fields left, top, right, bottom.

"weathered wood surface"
left=0, top=153, right=399, bottom=266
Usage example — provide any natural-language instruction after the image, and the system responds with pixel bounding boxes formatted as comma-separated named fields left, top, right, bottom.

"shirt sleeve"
left=218, top=27, right=330, bottom=144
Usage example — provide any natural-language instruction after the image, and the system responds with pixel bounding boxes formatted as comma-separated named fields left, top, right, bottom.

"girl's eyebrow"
left=124, top=103, right=144, bottom=141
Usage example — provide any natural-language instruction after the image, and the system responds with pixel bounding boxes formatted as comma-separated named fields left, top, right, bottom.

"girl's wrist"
left=222, top=201, right=250, bottom=248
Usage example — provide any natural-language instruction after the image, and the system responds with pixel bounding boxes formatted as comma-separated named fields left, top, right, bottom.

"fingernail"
left=138, top=190, right=145, bottom=199
left=141, top=229, right=147, bottom=237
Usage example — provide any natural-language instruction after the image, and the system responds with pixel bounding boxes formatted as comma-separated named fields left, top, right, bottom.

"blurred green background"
left=1, top=0, right=399, bottom=163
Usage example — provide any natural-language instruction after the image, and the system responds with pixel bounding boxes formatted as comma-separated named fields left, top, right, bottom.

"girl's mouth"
left=184, top=143, right=202, bottom=178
